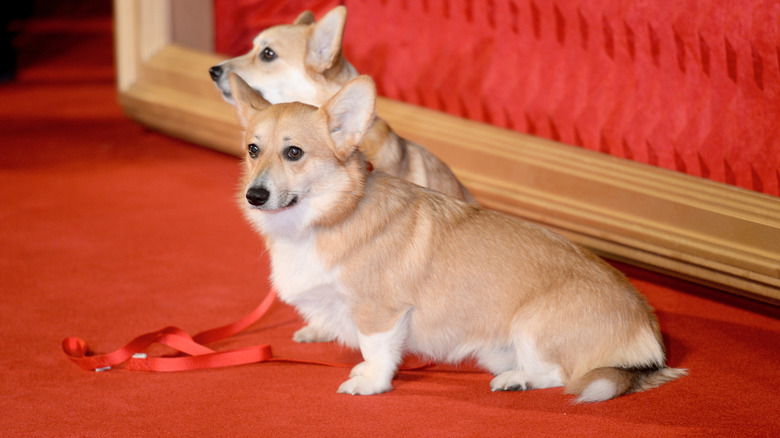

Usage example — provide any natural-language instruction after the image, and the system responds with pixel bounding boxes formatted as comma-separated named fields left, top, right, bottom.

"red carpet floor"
left=1, top=8, right=779, bottom=438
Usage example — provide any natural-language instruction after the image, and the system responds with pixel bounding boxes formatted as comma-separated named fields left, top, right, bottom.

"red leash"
left=62, top=289, right=278, bottom=372
left=62, top=288, right=432, bottom=372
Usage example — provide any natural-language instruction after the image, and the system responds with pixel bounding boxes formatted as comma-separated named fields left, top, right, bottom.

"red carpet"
left=1, top=7, right=779, bottom=438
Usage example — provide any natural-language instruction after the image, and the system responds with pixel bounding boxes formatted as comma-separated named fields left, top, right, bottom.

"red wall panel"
left=214, top=0, right=780, bottom=197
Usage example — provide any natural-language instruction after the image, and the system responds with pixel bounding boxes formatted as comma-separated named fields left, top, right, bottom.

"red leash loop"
left=192, top=287, right=277, bottom=344
left=62, top=288, right=434, bottom=372
left=62, top=290, right=278, bottom=372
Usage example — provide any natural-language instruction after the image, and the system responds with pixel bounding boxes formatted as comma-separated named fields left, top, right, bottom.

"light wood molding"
left=113, top=0, right=780, bottom=305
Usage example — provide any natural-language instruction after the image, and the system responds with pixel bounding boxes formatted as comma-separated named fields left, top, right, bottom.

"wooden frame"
left=114, top=0, right=779, bottom=305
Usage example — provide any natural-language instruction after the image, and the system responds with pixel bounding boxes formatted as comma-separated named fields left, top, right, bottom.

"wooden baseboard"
left=114, top=1, right=780, bottom=305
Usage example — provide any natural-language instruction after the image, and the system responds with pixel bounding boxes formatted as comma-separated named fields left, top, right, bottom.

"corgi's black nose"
left=209, top=65, right=223, bottom=81
left=246, top=187, right=270, bottom=207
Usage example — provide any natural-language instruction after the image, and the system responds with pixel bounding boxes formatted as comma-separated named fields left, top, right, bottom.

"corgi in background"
left=210, top=6, right=477, bottom=205
left=230, top=72, right=685, bottom=402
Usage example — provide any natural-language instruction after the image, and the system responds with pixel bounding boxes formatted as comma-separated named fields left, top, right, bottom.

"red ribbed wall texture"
left=214, top=0, right=780, bottom=197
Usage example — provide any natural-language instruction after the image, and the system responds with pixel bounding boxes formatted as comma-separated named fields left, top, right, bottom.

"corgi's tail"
left=566, top=366, right=687, bottom=403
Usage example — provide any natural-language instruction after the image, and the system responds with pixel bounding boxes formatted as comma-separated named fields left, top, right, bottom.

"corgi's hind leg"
left=338, top=310, right=410, bottom=395
left=490, top=367, right=563, bottom=391
left=489, top=337, right=563, bottom=392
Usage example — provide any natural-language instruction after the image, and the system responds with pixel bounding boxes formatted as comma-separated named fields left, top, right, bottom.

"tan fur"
left=211, top=6, right=477, bottom=205
left=231, top=74, right=685, bottom=400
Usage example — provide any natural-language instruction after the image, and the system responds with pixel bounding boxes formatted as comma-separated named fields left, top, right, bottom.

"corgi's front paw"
left=349, top=361, right=367, bottom=378
left=337, top=375, right=392, bottom=395
left=292, top=324, right=335, bottom=343
left=338, top=361, right=393, bottom=395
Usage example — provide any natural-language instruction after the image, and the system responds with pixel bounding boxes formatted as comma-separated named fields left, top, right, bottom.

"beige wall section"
left=113, top=0, right=780, bottom=305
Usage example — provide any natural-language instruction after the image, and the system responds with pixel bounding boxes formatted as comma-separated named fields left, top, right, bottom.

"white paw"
left=337, top=375, right=392, bottom=395
left=490, top=371, right=529, bottom=392
left=292, top=324, right=335, bottom=343
left=349, top=361, right=367, bottom=378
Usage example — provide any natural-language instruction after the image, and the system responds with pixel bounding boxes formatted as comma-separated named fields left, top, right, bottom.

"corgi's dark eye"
left=248, top=143, right=259, bottom=158
left=284, top=146, right=303, bottom=161
left=260, top=47, right=277, bottom=62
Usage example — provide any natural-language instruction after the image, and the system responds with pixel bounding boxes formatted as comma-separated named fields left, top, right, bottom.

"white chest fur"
left=266, top=232, right=359, bottom=347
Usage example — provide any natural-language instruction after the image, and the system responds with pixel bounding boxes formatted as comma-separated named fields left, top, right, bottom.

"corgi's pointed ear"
left=306, top=5, right=346, bottom=73
left=322, top=76, right=376, bottom=159
left=229, top=73, right=270, bottom=127
left=294, top=10, right=315, bottom=25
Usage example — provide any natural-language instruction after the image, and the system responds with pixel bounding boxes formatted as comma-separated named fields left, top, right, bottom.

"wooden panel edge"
left=114, top=0, right=172, bottom=93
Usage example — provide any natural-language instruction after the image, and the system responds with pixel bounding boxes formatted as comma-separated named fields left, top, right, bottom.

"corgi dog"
left=210, top=6, right=477, bottom=205
left=230, top=72, right=685, bottom=402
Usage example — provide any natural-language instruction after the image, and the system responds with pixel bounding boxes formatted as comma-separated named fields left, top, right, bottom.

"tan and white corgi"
left=230, top=73, right=685, bottom=401
left=210, top=6, right=477, bottom=205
